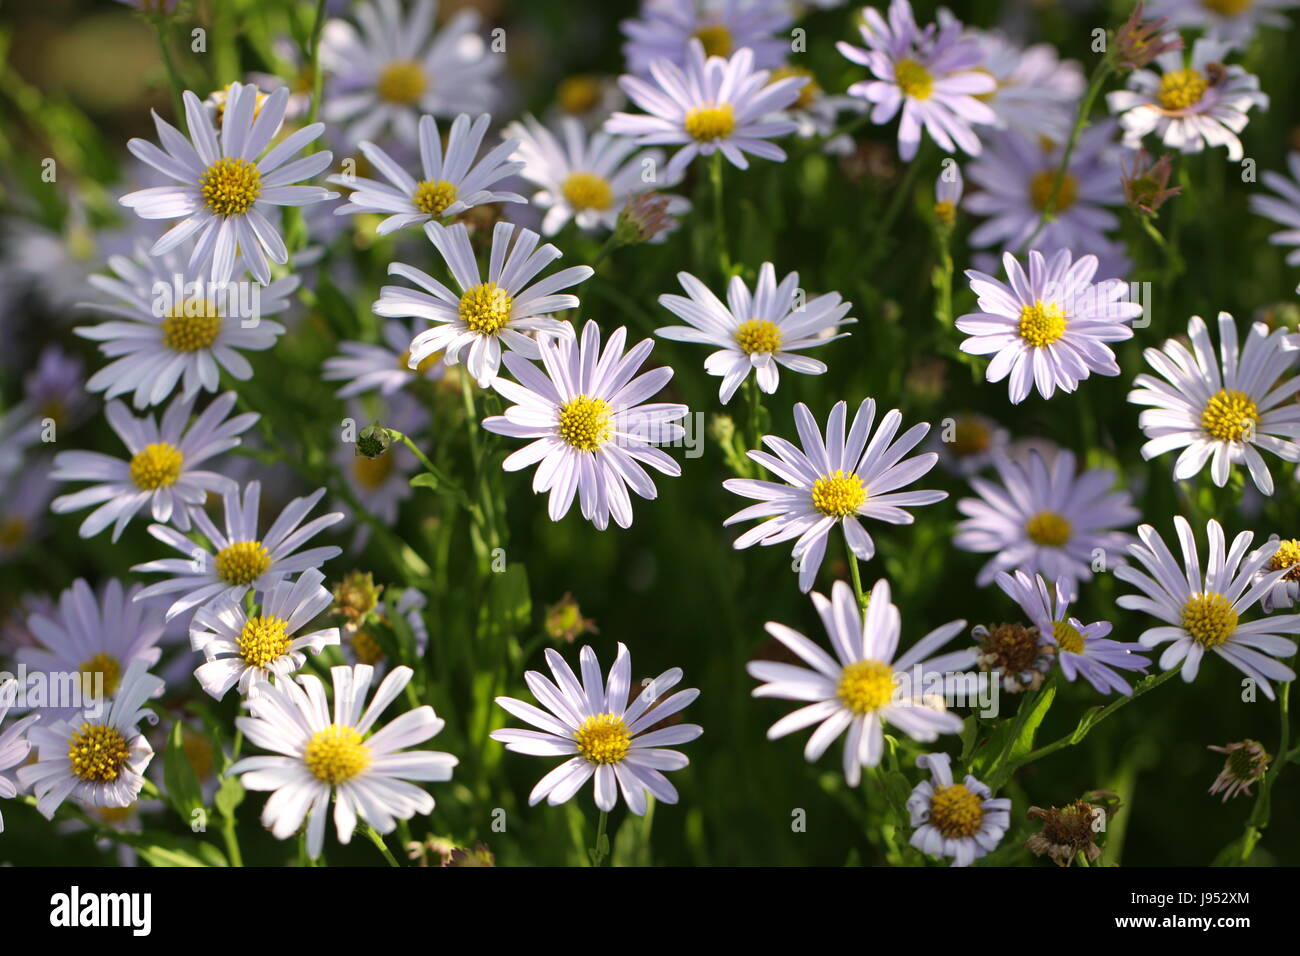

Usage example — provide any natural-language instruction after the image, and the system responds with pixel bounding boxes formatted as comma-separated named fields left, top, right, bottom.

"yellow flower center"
left=734, top=318, right=783, bottom=355
left=561, top=171, right=614, bottom=212
left=837, top=659, right=897, bottom=714
left=349, top=630, right=385, bottom=666
left=1202, top=0, right=1252, bottom=17
left=1018, top=299, right=1067, bottom=347
left=1268, top=539, right=1300, bottom=581
left=376, top=59, right=426, bottom=105
left=96, top=804, right=136, bottom=824
left=0, top=516, right=27, bottom=550
left=1181, top=593, right=1238, bottom=648
left=214, top=540, right=272, bottom=586
left=162, top=300, right=222, bottom=352
left=1157, top=68, right=1209, bottom=111
left=304, top=723, right=372, bottom=784
left=237, top=614, right=291, bottom=667
left=1051, top=620, right=1085, bottom=655
left=79, top=652, right=122, bottom=699
left=894, top=58, right=934, bottom=100
left=1029, top=170, right=1078, bottom=211
left=811, top=470, right=867, bottom=518
left=684, top=104, right=736, bottom=142
left=353, top=453, right=395, bottom=490
left=398, top=349, right=440, bottom=375
left=1201, top=388, right=1258, bottom=442
left=574, top=713, right=631, bottom=764
left=692, top=23, right=733, bottom=58
left=929, top=783, right=984, bottom=838
left=951, top=416, right=991, bottom=456
left=200, top=157, right=262, bottom=217
left=934, top=200, right=956, bottom=225
left=557, top=74, right=601, bottom=115
left=458, top=282, right=513, bottom=335
left=770, top=65, right=821, bottom=110
left=557, top=395, right=614, bottom=452
left=1025, top=510, right=1072, bottom=547
left=129, top=442, right=184, bottom=490
left=68, top=723, right=131, bottom=783
left=412, top=179, right=458, bottom=216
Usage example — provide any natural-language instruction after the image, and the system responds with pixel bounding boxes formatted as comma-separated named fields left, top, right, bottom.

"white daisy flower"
left=956, top=249, right=1142, bottom=404
left=120, top=83, right=336, bottom=284
left=656, top=263, right=855, bottom=403
left=1147, top=0, right=1299, bottom=50
left=1255, top=537, right=1300, bottom=612
left=18, top=659, right=164, bottom=819
left=723, top=399, right=947, bottom=593
left=1129, top=311, right=1300, bottom=495
left=620, top=0, right=794, bottom=74
left=1116, top=516, right=1300, bottom=700
left=749, top=579, right=973, bottom=785
left=133, top=481, right=344, bottom=621
left=190, top=568, right=341, bottom=700
left=375, top=220, right=593, bottom=387
left=491, top=642, right=702, bottom=815
left=482, top=320, right=689, bottom=530
left=604, top=39, right=803, bottom=180
left=906, top=752, right=1010, bottom=867
left=51, top=391, right=257, bottom=541
left=76, top=239, right=295, bottom=409
left=322, top=318, right=446, bottom=398
left=228, top=663, right=458, bottom=859
left=1249, top=151, right=1300, bottom=267
left=967, top=30, right=1084, bottom=142
left=504, top=114, right=689, bottom=237
left=1106, top=38, right=1267, bottom=162
left=0, top=680, right=38, bottom=832
left=330, top=113, right=525, bottom=234
left=954, top=449, right=1138, bottom=591
left=321, top=0, right=500, bottom=145
left=929, top=412, right=1009, bottom=476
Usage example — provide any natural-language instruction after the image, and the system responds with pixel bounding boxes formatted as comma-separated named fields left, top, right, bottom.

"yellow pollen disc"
left=1181, top=592, right=1238, bottom=647
left=573, top=713, right=631, bottom=764
left=837, top=659, right=897, bottom=714
left=692, top=23, right=733, bottom=58
left=304, top=724, right=372, bottom=784
left=1051, top=620, right=1085, bottom=655
left=1202, top=0, right=1252, bottom=14
left=353, top=453, right=395, bottom=490
left=684, top=104, right=736, bottom=142
left=770, top=65, right=821, bottom=110
left=894, top=58, right=934, bottom=100
left=129, top=442, right=184, bottom=491
left=0, top=516, right=27, bottom=549
left=561, top=171, right=614, bottom=212
left=934, top=200, right=956, bottom=225
left=376, top=59, right=426, bottom=105
left=237, top=614, right=292, bottom=667
left=1157, top=68, right=1209, bottom=111
left=1201, top=388, right=1258, bottom=442
left=557, top=395, right=614, bottom=452
left=79, top=652, right=122, bottom=699
left=952, top=416, right=991, bottom=456
left=1025, top=510, right=1072, bottom=547
left=1268, top=539, right=1300, bottom=581
left=96, top=804, right=136, bottom=824
left=458, top=282, right=513, bottom=335
left=398, top=349, right=440, bottom=375
left=1029, top=170, right=1078, bottom=211
left=349, top=630, right=385, bottom=666
left=162, top=300, right=222, bottom=352
left=200, top=157, right=262, bottom=217
left=811, top=470, right=867, bottom=518
left=734, top=318, right=783, bottom=355
left=412, top=179, right=458, bottom=216
left=214, top=539, right=272, bottom=586
left=557, top=74, right=601, bottom=115
left=67, top=723, right=131, bottom=783
left=1018, top=299, right=1067, bottom=347
left=929, top=783, right=984, bottom=838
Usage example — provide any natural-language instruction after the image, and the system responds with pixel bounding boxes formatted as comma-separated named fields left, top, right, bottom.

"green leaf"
left=409, top=472, right=441, bottom=490
left=215, top=774, right=245, bottom=821
left=162, top=721, right=204, bottom=821
left=114, top=831, right=228, bottom=868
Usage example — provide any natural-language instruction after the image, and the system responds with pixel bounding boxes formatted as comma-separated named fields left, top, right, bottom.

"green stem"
left=364, top=823, right=402, bottom=867
left=151, top=17, right=185, bottom=124
left=304, top=0, right=328, bottom=132
left=589, top=232, right=621, bottom=270
left=844, top=536, right=866, bottom=609
left=864, top=151, right=927, bottom=267
left=589, top=810, right=611, bottom=866
left=1236, top=673, right=1293, bottom=863
left=709, top=151, right=731, bottom=276
left=221, top=815, right=243, bottom=867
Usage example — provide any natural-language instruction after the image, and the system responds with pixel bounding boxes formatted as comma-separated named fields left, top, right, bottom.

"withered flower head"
left=1025, top=795, right=1119, bottom=867
left=544, top=592, right=598, bottom=644
left=1122, top=150, right=1182, bottom=216
left=614, top=191, right=679, bottom=246
left=1207, top=740, right=1270, bottom=802
left=972, top=622, right=1055, bottom=693
left=331, top=570, right=384, bottom=624
left=355, top=424, right=392, bottom=459
left=1114, top=3, right=1183, bottom=70
left=406, top=836, right=496, bottom=867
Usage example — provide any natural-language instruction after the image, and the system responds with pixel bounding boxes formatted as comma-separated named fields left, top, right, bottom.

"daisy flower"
left=723, top=399, right=947, bottom=593
left=51, top=391, right=257, bottom=541
left=1128, top=312, right=1300, bottom=495
left=0, top=458, right=55, bottom=563
left=956, top=249, right=1142, bottom=403
left=491, top=643, right=702, bottom=815
left=18, top=659, right=164, bottom=819
left=1116, top=516, right=1300, bottom=699
left=374, top=221, right=593, bottom=387
left=504, top=114, right=689, bottom=238
left=0, top=680, right=38, bottom=832
left=322, top=318, right=446, bottom=398
left=620, top=0, right=794, bottom=74
left=906, top=753, right=1011, bottom=867
left=934, top=161, right=963, bottom=225
left=930, top=412, right=1009, bottom=476
left=656, top=263, right=855, bottom=403
left=342, top=588, right=430, bottom=673
left=1106, top=39, right=1267, bottom=162
left=133, top=481, right=344, bottom=620
left=748, top=579, right=974, bottom=785
left=954, top=449, right=1138, bottom=591
left=120, top=83, right=336, bottom=284
left=1249, top=151, right=1300, bottom=267
left=228, top=663, right=458, bottom=859
left=320, top=0, right=499, bottom=145
left=22, top=344, right=93, bottom=433
left=994, top=570, right=1151, bottom=695
left=763, top=66, right=866, bottom=154
left=77, top=239, right=295, bottom=408
left=1207, top=739, right=1270, bottom=801
left=190, top=568, right=341, bottom=700
left=1147, top=0, right=1298, bottom=49
left=836, top=0, right=996, bottom=161
left=1255, top=537, right=1300, bottom=612
left=329, top=113, right=524, bottom=234
left=482, top=320, right=689, bottom=530
left=604, top=39, right=803, bottom=180
left=967, top=30, right=1084, bottom=142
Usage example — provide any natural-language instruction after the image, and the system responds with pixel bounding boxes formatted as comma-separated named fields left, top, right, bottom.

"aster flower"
left=906, top=753, right=1011, bottom=867
left=322, top=318, right=447, bottom=398
left=749, top=579, right=974, bottom=785
left=120, top=83, right=336, bottom=284
left=930, top=412, right=1008, bottom=476
left=1106, top=39, right=1267, bottom=162
left=1207, top=739, right=1270, bottom=801
left=229, top=663, right=458, bottom=859
left=763, top=66, right=866, bottom=154
left=967, top=30, right=1084, bottom=142
left=656, top=263, right=855, bottom=403
left=1115, top=516, right=1300, bottom=699
left=954, top=449, right=1138, bottom=591
left=836, top=0, right=996, bottom=161
left=933, top=161, right=963, bottom=227
left=0, top=680, right=38, bottom=832
left=1256, top=537, right=1300, bottom=611
left=1024, top=796, right=1116, bottom=866
left=21, top=345, right=93, bottom=432
left=956, top=249, right=1142, bottom=403
left=971, top=619, right=1055, bottom=694
left=1114, top=2, right=1184, bottom=70
left=620, top=0, right=793, bottom=74
left=51, top=391, right=257, bottom=541
left=341, top=588, right=430, bottom=672
left=133, top=481, right=344, bottom=620
left=995, top=570, right=1151, bottom=695
left=1249, top=151, right=1300, bottom=266
left=1147, top=0, right=1298, bottom=50
left=482, top=320, right=689, bottom=530
left=604, top=39, right=803, bottom=180
left=375, top=221, right=593, bottom=387
left=0, top=457, right=55, bottom=563
left=1128, top=312, right=1300, bottom=495
left=329, top=113, right=525, bottom=234
left=1122, top=149, right=1182, bottom=216
left=491, top=643, right=702, bottom=815
left=724, top=399, right=947, bottom=592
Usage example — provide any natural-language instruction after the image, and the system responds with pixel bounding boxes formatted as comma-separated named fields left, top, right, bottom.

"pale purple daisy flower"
left=1254, top=537, right=1300, bottom=612
left=907, top=753, right=1010, bottom=867
left=22, top=345, right=93, bottom=432
left=1249, top=151, right=1300, bottom=267
left=966, top=29, right=1084, bottom=142
left=934, top=160, right=963, bottom=223
left=0, top=680, right=38, bottom=832
left=929, top=412, right=1009, bottom=476
left=1147, top=0, right=1299, bottom=50
left=322, top=318, right=447, bottom=398
left=619, top=0, right=793, bottom=74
